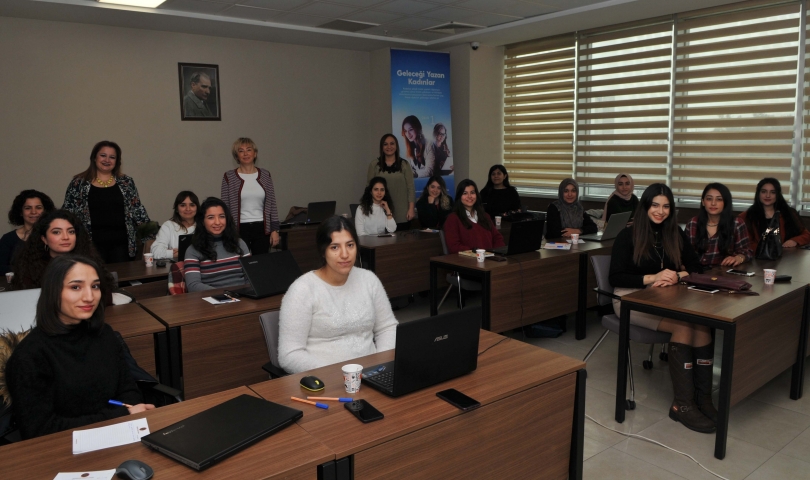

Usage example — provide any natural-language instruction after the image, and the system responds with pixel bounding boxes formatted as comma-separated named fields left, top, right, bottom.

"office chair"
left=584, top=255, right=671, bottom=410
left=259, top=311, right=289, bottom=379
left=437, top=230, right=482, bottom=310
left=350, top=203, right=360, bottom=219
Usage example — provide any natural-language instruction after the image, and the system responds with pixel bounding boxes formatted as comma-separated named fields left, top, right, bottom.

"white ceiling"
left=1, top=0, right=740, bottom=51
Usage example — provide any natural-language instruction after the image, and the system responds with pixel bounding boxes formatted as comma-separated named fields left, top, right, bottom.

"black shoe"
left=692, top=342, right=718, bottom=424
left=668, top=342, right=716, bottom=433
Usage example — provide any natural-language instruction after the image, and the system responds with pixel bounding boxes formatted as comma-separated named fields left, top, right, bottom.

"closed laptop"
left=229, top=250, right=302, bottom=299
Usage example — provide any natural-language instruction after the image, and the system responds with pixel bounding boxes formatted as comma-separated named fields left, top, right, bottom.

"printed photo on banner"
left=391, top=49, right=454, bottom=198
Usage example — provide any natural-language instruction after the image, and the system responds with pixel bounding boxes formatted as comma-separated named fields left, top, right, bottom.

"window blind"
left=802, top=1, right=810, bottom=204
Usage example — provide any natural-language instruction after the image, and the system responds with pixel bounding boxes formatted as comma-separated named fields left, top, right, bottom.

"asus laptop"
left=227, top=250, right=302, bottom=299
left=491, top=217, right=545, bottom=256
left=580, top=210, right=631, bottom=242
left=141, top=394, right=302, bottom=471
left=362, top=307, right=482, bottom=397
left=177, top=234, right=193, bottom=261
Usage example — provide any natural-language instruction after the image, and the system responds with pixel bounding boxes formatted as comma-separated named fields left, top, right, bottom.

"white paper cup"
left=495, top=216, right=502, bottom=227
left=5, top=272, right=13, bottom=283
left=571, top=233, right=579, bottom=243
left=143, top=253, right=154, bottom=267
left=763, top=269, right=776, bottom=285
left=476, top=249, right=486, bottom=262
left=342, top=364, right=363, bottom=393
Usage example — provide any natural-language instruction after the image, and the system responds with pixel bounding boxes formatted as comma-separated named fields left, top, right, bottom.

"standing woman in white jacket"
left=150, top=191, right=199, bottom=259
left=355, top=177, right=397, bottom=236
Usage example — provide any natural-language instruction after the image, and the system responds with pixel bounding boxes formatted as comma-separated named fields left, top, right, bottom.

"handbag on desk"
left=683, top=273, right=759, bottom=295
left=756, top=211, right=783, bottom=261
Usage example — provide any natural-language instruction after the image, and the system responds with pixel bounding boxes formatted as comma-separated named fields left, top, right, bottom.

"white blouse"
left=354, top=203, right=397, bottom=235
left=150, top=220, right=196, bottom=259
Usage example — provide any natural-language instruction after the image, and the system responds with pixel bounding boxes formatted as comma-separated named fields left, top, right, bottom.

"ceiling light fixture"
left=97, top=0, right=167, bottom=8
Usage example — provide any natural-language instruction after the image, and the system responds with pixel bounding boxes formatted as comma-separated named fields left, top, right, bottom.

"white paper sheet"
left=53, top=470, right=115, bottom=480
left=203, top=296, right=240, bottom=304
left=72, top=418, right=150, bottom=454
left=543, top=243, right=572, bottom=250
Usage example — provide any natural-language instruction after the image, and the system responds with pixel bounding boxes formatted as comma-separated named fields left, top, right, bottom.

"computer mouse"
left=300, top=375, right=325, bottom=392
left=115, top=459, right=154, bottom=480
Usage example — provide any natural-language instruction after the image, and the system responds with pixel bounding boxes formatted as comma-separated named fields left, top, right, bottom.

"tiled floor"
left=393, top=292, right=810, bottom=479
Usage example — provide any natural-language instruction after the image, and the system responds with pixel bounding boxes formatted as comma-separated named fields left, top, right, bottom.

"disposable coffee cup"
left=143, top=253, right=154, bottom=267
left=5, top=272, right=13, bottom=283
left=495, top=216, right=502, bottom=228
left=343, top=364, right=363, bottom=394
left=476, top=249, right=486, bottom=262
left=571, top=233, right=579, bottom=243
left=763, top=269, right=776, bottom=285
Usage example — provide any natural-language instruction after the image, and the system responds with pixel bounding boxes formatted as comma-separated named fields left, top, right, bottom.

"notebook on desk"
left=362, top=307, right=481, bottom=397
left=491, top=217, right=544, bottom=256
left=141, top=394, right=302, bottom=471
left=227, top=250, right=302, bottom=299
left=580, top=211, right=631, bottom=242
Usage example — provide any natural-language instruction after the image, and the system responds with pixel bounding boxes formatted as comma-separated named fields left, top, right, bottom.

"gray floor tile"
left=745, top=453, right=810, bottom=480
left=779, top=425, right=810, bottom=463
left=727, top=398, right=810, bottom=451
left=583, top=434, right=612, bottom=461
left=583, top=447, right=689, bottom=480
left=584, top=386, right=667, bottom=447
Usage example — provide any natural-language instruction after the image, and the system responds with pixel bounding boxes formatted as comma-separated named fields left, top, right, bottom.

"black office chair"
left=584, top=255, right=671, bottom=410
left=437, top=230, right=482, bottom=310
left=350, top=203, right=360, bottom=219
left=259, top=311, right=289, bottom=379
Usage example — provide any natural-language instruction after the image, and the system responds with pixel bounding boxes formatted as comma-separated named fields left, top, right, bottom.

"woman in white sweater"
left=355, top=177, right=397, bottom=236
left=278, top=216, right=398, bottom=374
left=150, top=191, right=198, bottom=259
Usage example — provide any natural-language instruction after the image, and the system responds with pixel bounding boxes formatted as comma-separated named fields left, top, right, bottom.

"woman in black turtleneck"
left=609, top=184, right=715, bottom=435
left=6, top=255, right=154, bottom=440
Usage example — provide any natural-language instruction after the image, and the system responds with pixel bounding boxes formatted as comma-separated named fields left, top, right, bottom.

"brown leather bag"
left=684, top=273, right=759, bottom=295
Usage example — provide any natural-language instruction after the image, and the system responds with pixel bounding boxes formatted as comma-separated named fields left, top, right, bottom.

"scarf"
left=602, top=173, right=635, bottom=222
left=551, top=178, right=584, bottom=229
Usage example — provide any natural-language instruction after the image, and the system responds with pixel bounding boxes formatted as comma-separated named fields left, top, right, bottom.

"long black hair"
left=169, top=190, right=200, bottom=234
left=8, top=190, right=55, bottom=226
left=315, top=216, right=359, bottom=266
left=451, top=179, right=492, bottom=230
left=694, top=183, right=735, bottom=256
left=359, top=177, right=394, bottom=217
left=632, top=184, right=682, bottom=267
left=744, top=177, right=803, bottom=241
left=480, top=165, right=515, bottom=199
left=36, top=254, right=108, bottom=336
left=191, top=197, right=243, bottom=261
left=376, top=133, right=404, bottom=174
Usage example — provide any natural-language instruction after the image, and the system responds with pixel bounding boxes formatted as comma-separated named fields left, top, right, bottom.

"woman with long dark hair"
left=183, top=197, right=250, bottom=292
left=6, top=254, right=153, bottom=440
left=401, top=115, right=430, bottom=178
left=0, top=190, right=55, bottom=273
left=610, top=184, right=714, bottom=434
left=367, top=134, right=415, bottom=229
left=739, top=177, right=810, bottom=251
left=150, top=191, right=199, bottom=259
left=416, top=176, right=454, bottom=229
left=442, top=179, right=504, bottom=254
left=546, top=178, right=598, bottom=239
left=686, top=183, right=752, bottom=267
left=424, top=123, right=452, bottom=175
left=355, top=177, right=396, bottom=235
left=479, top=165, right=521, bottom=218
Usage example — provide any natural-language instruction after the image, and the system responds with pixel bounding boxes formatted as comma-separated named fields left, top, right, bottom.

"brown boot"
left=693, top=342, right=718, bottom=424
left=668, top=342, right=716, bottom=433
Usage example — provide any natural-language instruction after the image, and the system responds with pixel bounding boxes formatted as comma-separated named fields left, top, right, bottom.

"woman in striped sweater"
left=183, top=197, right=250, bottom=292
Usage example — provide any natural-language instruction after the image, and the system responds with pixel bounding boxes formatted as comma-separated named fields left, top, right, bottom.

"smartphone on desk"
left=726, top=269, right=754, bottom=276
left=688, top=285, right=719, bottom=294
left=436, top=389, right=481, bottom=411
left=345, top=400, right=384, bottom=423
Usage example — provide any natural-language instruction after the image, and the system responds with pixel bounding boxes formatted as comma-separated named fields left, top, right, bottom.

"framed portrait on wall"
left=178, top=63, right=221, bottom=121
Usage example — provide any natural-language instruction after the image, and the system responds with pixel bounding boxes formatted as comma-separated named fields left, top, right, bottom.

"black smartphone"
left=211, top=294, right=232, bottom=302
left=377, top=234, right=393, bottom=237
left=344, top=399, right=384, bottom=423
left=726, top=269, right=754, bottom=277
left=775, top=275, right=792, bottom=283
left=436, top=388, right=481, bottom=411
left=490, top=255, right=507, bottom=262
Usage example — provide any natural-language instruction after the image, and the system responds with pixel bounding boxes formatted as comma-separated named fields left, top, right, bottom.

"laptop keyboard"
left=371, top=371, right=394, bottom=390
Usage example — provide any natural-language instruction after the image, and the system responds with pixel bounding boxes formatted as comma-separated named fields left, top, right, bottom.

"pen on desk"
left=307, top=397, right=353, bottom=402
left=291, top=396, right=328, bottom=409
left=108, top=399, right=132, bottom=408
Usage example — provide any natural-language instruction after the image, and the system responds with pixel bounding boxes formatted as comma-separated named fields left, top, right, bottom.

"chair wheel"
left=626, top=400, right=636, bottom=410
left=643, top=360, right=653, bottom=370
left=659, top=352, right=668, bottom=362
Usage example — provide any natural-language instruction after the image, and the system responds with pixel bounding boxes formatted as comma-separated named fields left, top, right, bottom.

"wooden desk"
left=280, top=225, right=321, bottom=273
left=107, top=260, right=171, bottom=300
left=139, top=290, right=282, bottom=399
left=249, top=330, right=587, bottom=480
left=0, top=387, right=335, bottom=479
left=359, top=231, right=443, bottom=297
left=106, top=303, right=167, bottom=380
left=615, top=250, right=810, bottom=459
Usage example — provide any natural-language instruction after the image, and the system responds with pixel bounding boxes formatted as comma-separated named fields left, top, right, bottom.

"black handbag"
left=755, top=211, right=782, bottom=260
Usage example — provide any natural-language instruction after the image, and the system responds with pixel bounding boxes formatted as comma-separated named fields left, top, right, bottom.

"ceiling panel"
left=329, top=0, right=391, bottom=7
left=273, top=11, right=333, bottom=26
left=417, top=6, right=477, bottom=21
left=240, top=0, right=313, bottom=10
left=460, top=12, right=521, bottom=28
left=459, top=0, right=556, bottom=17
left=220, top=4, right=285, bottom=21
left=158, top=0, right=231, bottom=15
left=373, top=0, right=437, bottom=15
left=344, top=9, right=401, bottom=24
left=293, top=1, right=360, bottom=17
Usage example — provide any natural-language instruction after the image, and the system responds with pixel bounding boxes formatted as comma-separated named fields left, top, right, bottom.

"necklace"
left=653, top=232, right=664, bottom=269
left=95, top=176, right=114, bottom=187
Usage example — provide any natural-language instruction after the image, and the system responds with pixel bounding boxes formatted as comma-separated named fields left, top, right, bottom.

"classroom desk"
left=429, top=240, right=613, bottom=335
left=358, top=230, right=443, bottom=297
left=138, top=289, right=282, bottom=399
left=0, top=387, right=335, bottom=480
left=249, top=330, right=587, bottom=480
left=107, top=259, right=171, bottom=300
left=615, top=250, right=810, bottom=459
left=280, top=224, right=321, bottom=273
left=105, top=303, right=167, bottom=381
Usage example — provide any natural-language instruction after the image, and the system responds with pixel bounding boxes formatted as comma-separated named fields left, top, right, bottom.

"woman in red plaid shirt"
left=685, top=183, right=752, bottom=267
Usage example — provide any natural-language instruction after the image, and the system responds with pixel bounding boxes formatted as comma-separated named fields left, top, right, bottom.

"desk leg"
left=791, top=286, right=809, bottom=400
left=430, top=263, right=438, bottom=316
left=576, top=253, right=588, bottom=340
left=570, top=369, right=586, bottom=480
left=481, top=272, right=491, bottom=331
left=715, top=323, right=735, bottom=460
left=168, top=327, right=183, bottom=396
left=615, top=304, right=630, bottom=423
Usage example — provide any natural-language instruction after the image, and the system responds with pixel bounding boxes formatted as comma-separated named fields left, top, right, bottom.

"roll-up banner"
left=391, top=49, right=454, bottom=199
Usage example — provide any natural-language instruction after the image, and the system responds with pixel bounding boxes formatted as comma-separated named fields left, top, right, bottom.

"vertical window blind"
left=802, top=1, right=810, bottom=202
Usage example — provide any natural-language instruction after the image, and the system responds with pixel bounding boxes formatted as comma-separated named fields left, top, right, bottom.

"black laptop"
left=580, top=210, right=631, bottom=242
left=305, top=201, right=336, bottom=224
left=491, top=217, right=544, bottom=256
left=178, top=234, right=193, bottom=261
left=141, top=394, right=302, bottom=471
left=362, top=307, right=481, bottom=397
left=227, top=250, right=302, bottom=299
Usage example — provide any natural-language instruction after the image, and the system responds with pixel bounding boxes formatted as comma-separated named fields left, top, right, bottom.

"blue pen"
left=291, top=396, right=329, bottom=409
left=108, top=399, right=132, bottom=408
left=308, top=397, right=353, bottom=402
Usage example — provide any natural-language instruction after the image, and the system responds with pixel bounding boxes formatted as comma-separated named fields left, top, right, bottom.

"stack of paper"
left=72, top=418, right=150, bottom=454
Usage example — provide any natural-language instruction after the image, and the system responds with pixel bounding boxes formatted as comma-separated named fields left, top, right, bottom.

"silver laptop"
left=0, top=288, right=40, bottom=332
left=580, top=210, right=632, bottom=242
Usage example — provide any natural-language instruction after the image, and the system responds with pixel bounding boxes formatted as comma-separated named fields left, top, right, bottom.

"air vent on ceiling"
left=318, top=19, right=378, bottom=33
left=423, top=22, right=484, bottom=35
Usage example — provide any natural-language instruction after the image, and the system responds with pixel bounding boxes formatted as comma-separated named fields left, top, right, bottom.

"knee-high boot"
left=693, top=342, right=718, bottom=424
left=668, top=342, right=716, bottom=433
